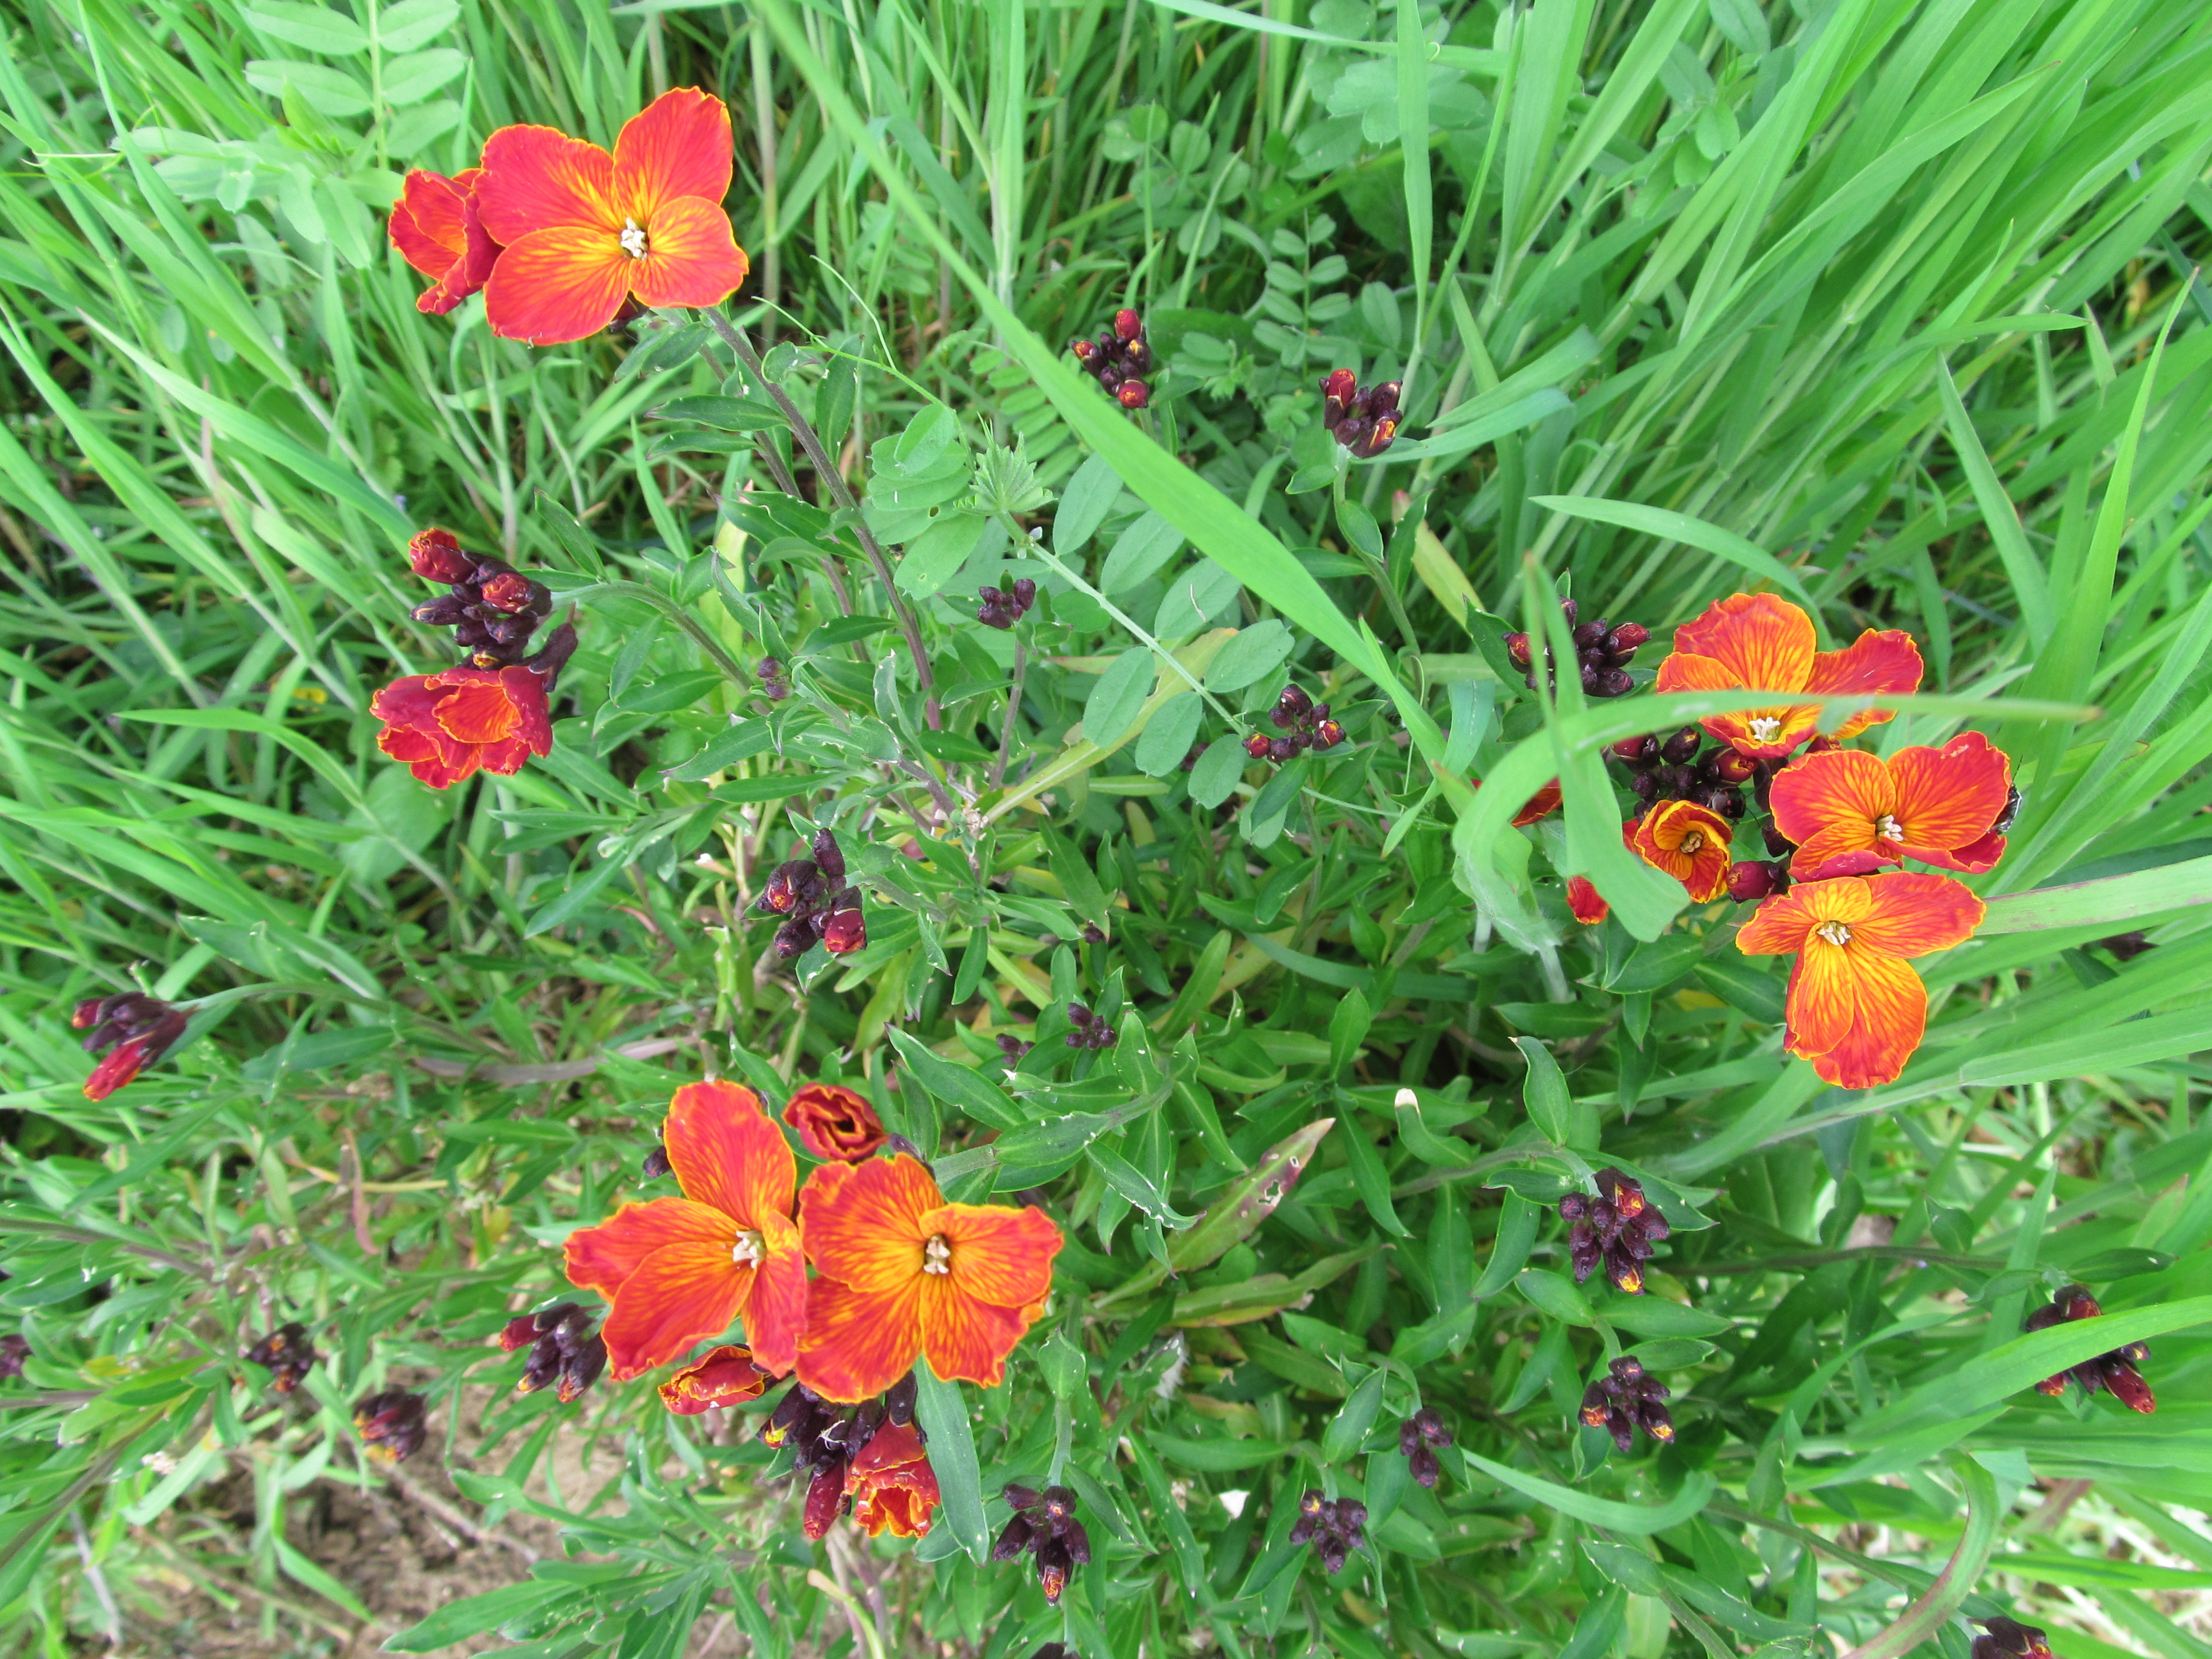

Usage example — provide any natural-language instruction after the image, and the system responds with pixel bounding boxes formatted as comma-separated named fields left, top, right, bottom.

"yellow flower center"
left=1876, top=814, right=1905, bottom=841
left=1678, top=831, right=1705, bottom=856
left=730, top=1229, right=764, bottom=1268
left=1747, top=716, right=1781, bottom=744
left=620, top=218, right=648, bottom=260
left=1815, top=921, right=1852, bottom=947
left=922, top=1233, right=952, bottom=1275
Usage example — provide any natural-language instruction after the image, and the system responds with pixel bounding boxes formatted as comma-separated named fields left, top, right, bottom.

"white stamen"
left=1679, top=832, right=1705, bottom=856
left=1748, top=716, right=1782, bottom=744
left=1876, top=814, right=1905, bottom=842
left=620, top=218, right=648, bottom=259
left=1815, top=921, right=1853, bottom=948
left=923, top=1233, right=952, bottom=1275
left=730, top=1229, right=764, bottom=1267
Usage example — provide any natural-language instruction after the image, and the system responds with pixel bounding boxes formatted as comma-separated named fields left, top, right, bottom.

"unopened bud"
left=406, top=527, right=474, bottom=583
left=1727, top=861, right=1786, bottom=903
left=1115, top=379, right=1150, bottom=410
left=1660, top=726, right=1702, bottom=764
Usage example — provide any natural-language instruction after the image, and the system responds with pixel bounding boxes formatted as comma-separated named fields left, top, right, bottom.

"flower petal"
left=417, top=189, right=501, bottom=315
left=389, top=171, right=467, bottom=275
left=1669, top=593, right=1815, bottom=694
left=796, top=1274, right=923, bottom=1403
left=1566, top=876, right=1610, bottom=925
left=1887, top=732, right=2010, bottom=862
left=474, top=124, right=617, bottom=245
left=799, top=1153, right=939, bottom=1292
left=926, top=1201, right=1062, bottom=1309
left=626, top=195, right=750, bottom=310
left=612, top=87, right=734, bottom=220
left=740, top=1209, right=806, bottom=1376
left=664, top=1079, right=787, bottom=1224
left=1789, top=823, right=1895, bottom=882
left=431, top=673, right=522, bottom=745
left=1734, top=887, right=1822, bottom=956
left=483, top=224, right=631, bottom=345
left=658, top=1345, right=766, bottom=1415
left=601, top=1243, right=750, bottom=1380
left=918, top=1275, right=1036, bottom=1390
left=1629, top=800, right=1734, bottom=902
left=1919, top=828, right=2006, bottom=875
left=1803, top=950, right=1926, bottom=1090
left=1804, top=628, right=1923, bottom=739
left=1781, top=934, right=1856, bottom=1060
left=1512, top=779, right=1562, bottom=828
left=1652, top=649, right=1810, bottom=759
left=565, top=1196, right=733, bottom=1301
left=1851, top=870, right=1985, bottom=958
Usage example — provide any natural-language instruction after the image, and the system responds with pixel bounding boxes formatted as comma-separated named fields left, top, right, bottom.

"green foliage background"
left=1, top=0, right=2210, bottom=1654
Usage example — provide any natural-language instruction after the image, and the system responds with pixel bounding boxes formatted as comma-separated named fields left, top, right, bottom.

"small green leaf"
left=1134, top=691, right=1205, bottom=776
left=1322, top=1368, right=1388, bottom=1464
left=1516, top=1035, right=1571, bottom=1142
left=913, top=1368, right=990, bottom=1563
left=1083, top=647, right=1155, bottom=747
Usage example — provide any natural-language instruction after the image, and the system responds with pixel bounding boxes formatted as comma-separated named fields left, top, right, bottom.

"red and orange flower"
left=1770, top=731, right=2011, bottom=881
left=565, top=1081, right=806, bottom=1379
left=844, top=1420, right=940, bottom=1537
left=387, top=168, right=501, bottom=315
left=657, top=1345, right=769, bottom=1416
left=796, top=1154, right=1061, bottom=1402
left=783, top=1082, right=889, bottom=1163
left=1629, top=799, right=1735, bottom=903
left=475, top=88, right=751, bottom=345
left=1736, top=871, right=1984, bottom=1088
left=1655, top=593, right=1921, bottom=761
left=1566, top=876, right=1609, bottom=925
left=372, top=664, right=554, bottom=790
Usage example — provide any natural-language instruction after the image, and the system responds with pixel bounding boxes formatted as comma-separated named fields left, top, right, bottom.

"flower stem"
left=991, top=638, right=1027, bottom=791
left=703, top=309, right=941, bottom=728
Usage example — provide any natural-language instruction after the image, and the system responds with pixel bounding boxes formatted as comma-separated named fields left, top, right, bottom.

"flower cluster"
left=996, top=1032, right=1035, bottom=1066
left=389, top=89, right=750, bottom=345
left=2026, top=1284, right=2154, bottom=1414
left=244, top=1323, right=317, bottom=1393
left=500, top=1304, right=609, bottom=1403
left=757, top=827, right=868, bottom=959
left=373, top=528, right=576, bottom=791
left=1559, top=1170, right=1668, bottom=1295
left=353, top=1389, right=431, bottom=1464
left=1613, top=724, right=1754, bottom=821
left=1974, top=1618, right=2055, bottom=1659
left=757, top=656, right=791, bottom=701
left=1243, top=683, right=1344, bottom=763
left=1064, top=1001, right=1117, bottom=1051
left=771, top=1373, right=939, bottom=1539
left=1321, top=370, right=1400, bottom=459
left=1579, top=1357, right=1674, bottom=1451
left=977, top=577, right=1038, bottom=630
left=995, top=1484, right=1091, bottom=1603
left=71, top=992, right=187, bottom=1101
left=1070, top=309, right=1153, bottom=410
left=1289, top=1490, right=1368, bottom=1574
left=782, top=1082, right=889, bottom=1163
left=1503, top=599, right=1648, bottom=699
left=1398, top=1409, right=1452, bottom=1487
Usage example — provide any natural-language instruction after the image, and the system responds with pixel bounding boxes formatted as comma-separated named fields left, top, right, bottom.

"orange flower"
left=565, top=1081, right=806, bottom=1379
left=1566, top=876, right=1609, bottom=924
left=1770, top=732, right=2011, bottom=881
left=796, top=1154, right=1061, bottom=1402
left=1736, top=871, right=1984, bottom=1088
left=783, top=1083, right=889, bottom=1163
left=1475, top=777, right=1561, bottom=827
left=658, top=1344, right=769, bottom=1415
left=1629, top=799, right=1735, bottom=902
left=387, top=168, right=501, bottom=315
left=1654, top=593, right=1921, bottom=760
left=475, top=88, right=750, bottom=346
left=845, top=1421, right=940, bottom=1537
left=373, top=664, right=554, bottom=790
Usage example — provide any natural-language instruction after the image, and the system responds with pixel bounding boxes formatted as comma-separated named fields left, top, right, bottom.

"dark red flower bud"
left=1113, top=308, right=1142, bottom=342
left=822, top=889, right=866, bottom=956
left=759, top=859, right=816, bottom=915
left=1503, top=631, right=1533, bottom=671
left=1322, top=369, right=1357, bottom=428
left=773, top=917, right=814, bottom=959
left=1660, top=726, right=1702, bottom=764
left=1268, top=738, right=1297, bottom=762
left=1314, top=719, right=1344, bottom=749
left=1116, top=379, right=1150, bottom=410
left=497, top=1314, right=541, bottom=1352
left=1243, top=734, right=1271, bottom=758
left=803, top=1458, right=848, bottom=1540
left=993, top=1513, right=1035, bottom=1560
left=1708, top=747, right=1759, bottom=784
left=1610, top=735, right=1660, bottom=766
left=0, top=1334, right=26, bottom=1380
left=643, top=1141, right=672, bottom=1179
left=1588, top=668, right=1634, bottom=698
left=411, top=593, right=467, bottom=627
left=1071, top=338, right=1098, bottom=363
left=1727, top=861, right=1786, bottom=902
left=354, top=1390, right=430, bottom=1464
left=479, top=571, right=542, bottom=614
left=407, top=527, right=474, bottom=583
left=1571, top=621, right=1608, bottom=651
left=1762, top=823, right=1796, bottom=858
left=811, top=828, right=846, bottom=884
left=1606, top=622, right=1650, bottom=655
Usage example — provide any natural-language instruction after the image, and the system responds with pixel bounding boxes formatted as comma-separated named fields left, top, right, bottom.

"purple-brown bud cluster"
left=1398, top=1408, right=1452, bottom=1487
left=354, top=1389, right=431, bottom=1464
left=499, top=1304, right=608, bottom=1403
left=1289, top=1490, right=1367, bottom=1574
left=2026, top=1284, right=2155, bottom=1414
left=995, top=1483, right=1091, bottom=1604
left=404, top=528, right=576, bottom=682
left=244, top=1322, right=317, bottom=1393
left=1559, top=1168, right=1668, bottom=1295
left=1612, top=724, right=1753, bottom=821
left=1503, top=599, right=1646, bottom=700
left=1973, top=1618, right=2054, bottom=1659
left=71, top=992, right=189, bottom=1101
left=757, top=827, right=866, bottom=959
left=1065, top=1002, right=1117, bottom=1051
left=1071, top=309, right=1153, bottom=410
left=1243, top=683, right=1344, bottom=764
left=0, top=1334, right=27, bottom=1380
left=757, top=656, right=791, bottom=701
left=1321, top=369, right=1400, bottom=459
left=996, top=1033, right=1035, bottom=1066
left=978, top=578, right=1037, bottom=630
left=769, top=1372, right=921, bottom=1539
left=1580, top=1356, right=1674, bottom=1451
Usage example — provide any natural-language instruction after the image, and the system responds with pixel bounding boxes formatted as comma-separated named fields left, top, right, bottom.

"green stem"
left=1838, top=1459, right=2000, bottom=1659
left=1332, top=466, right=1418, bottom=648
left=1018, top=529, right=1243, bottom=729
